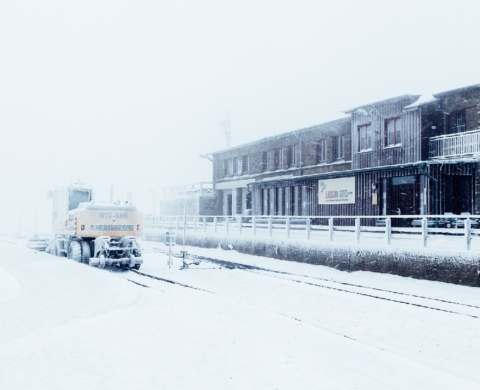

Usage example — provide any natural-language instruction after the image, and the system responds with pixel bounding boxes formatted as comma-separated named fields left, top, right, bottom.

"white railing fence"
left=429, top=129, right=480, bottom=159
left=144, top=214, right=480, bottom=252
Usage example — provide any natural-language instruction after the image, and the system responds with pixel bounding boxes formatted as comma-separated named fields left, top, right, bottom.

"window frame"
left=449, top=110, right=466, bottom=133
left=334, top=135, right=345, bottom=160
left=261, top=151, right=268, bottom=172
left=385, top=116, right=402, bottom=147
left=316, top=139, right=327, bottom=163
left=357, top=123, right=372, bottom=152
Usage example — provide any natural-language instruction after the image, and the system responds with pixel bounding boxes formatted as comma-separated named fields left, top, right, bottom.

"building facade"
left=207, top=83, right=480, bottom=222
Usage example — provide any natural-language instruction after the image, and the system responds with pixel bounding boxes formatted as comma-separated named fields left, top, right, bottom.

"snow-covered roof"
left=403, top=94, right=438, bottom=110
left=342, top=94, right=419, bottom=114
left=210, top=116, right=350, bottom=156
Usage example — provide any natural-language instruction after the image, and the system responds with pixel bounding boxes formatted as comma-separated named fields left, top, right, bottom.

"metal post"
left=238, top=216, right=242, bottom=235
left=306, top=218, right=311, bottom=240
left=268, top=217, right=273, bottom=237
left=203, top=216, right=207, bottom=232
left=421, top=217, right=428, bottom=247
left=214, top=217, right=218, bottom=233
left=286, top=217, right=291, bottom=238
left=465, top=218, right=471, bottom=251
left=168, top=223, right=172, bottom=268
left=355, top=218, right=360, bottom=243
left=385, top=217, right=391, bottom=245
left=328, top=218, right=334, bottom=242
left=252, top=216, right=256, bottom=236
left=226, top=217, right=229, bottom=234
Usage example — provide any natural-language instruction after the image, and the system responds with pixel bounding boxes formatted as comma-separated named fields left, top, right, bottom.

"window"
left=316, top=139, right=327, bottom=163
left=262, top=151, right=268, bottom=172
left=358, top=124, right=372, bottom=151
left=223, top=160, right=229, bottom=177
left=385, top=117, right=402, bottom=146
left=449, top=110, right=466, bottom=133
left=232, top=157, right=238, bottom=175
left=287, top=145, right=297, bottom=167
left=241, top=155, right=248, bottom=174
left=334, top=136, right=345, bottom=159
left=273, top=149, right=282, bottom=170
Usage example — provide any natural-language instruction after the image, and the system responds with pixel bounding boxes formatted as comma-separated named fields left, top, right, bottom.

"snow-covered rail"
left=134, top=247, right=480, bottom=319
left=144, top=214, right=480, bottom=252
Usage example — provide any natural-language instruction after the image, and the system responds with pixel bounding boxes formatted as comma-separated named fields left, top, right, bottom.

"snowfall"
left=1, top=236, right=479, bottom=390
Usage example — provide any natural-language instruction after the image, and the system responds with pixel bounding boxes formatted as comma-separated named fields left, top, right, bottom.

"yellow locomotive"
left=47, top=183, right=143, bottom=269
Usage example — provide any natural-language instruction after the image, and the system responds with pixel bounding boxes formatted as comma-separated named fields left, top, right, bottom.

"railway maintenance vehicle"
left=46, top=183, right=143, bottom=269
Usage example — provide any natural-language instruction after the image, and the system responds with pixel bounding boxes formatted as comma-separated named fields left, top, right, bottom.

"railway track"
left=140, top=247, right=480, bottom=319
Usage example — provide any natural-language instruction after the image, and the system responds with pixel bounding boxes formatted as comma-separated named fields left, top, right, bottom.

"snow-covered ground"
left=1, top=236, right=479, bottom=389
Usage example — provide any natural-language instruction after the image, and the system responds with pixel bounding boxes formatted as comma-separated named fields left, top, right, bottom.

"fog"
left=1, top=0, right=479, bottom=234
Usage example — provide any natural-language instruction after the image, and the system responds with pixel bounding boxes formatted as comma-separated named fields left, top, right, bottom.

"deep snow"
left=0, top=236, right=479, bottom=389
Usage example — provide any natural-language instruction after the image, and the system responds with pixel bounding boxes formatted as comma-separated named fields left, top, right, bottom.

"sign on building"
left=318, top=177, right=355, bottom=204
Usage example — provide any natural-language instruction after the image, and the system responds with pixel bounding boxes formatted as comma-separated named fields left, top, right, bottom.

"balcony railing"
left=429, top=129, right=480, bottom=159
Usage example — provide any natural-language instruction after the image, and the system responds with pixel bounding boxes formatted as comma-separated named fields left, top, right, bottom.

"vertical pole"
left=168, top=223, right=172, bottom=268
left=385, top=217, right=391, bottom=245
left=203, top=216, right=207, bottom=232
left=226, top=217, right=229, bottom=234
left=252, top=216, right=256, bottom=236
left=286, top=217, right=291, bottom=238
left=268, top=217, right=273, bottom=237
left=355, top=218, right=360, bottom=243
left=306, top=218, right=311, bottom=240
left=183, top=199, right=186, bottom=253
left=465, top=218, right=471, bottom=251
left=238, top=216, right=242, bottom=235
left=214, top=217, right=218, bottom=233
left=421, top=217, right=428, bottom=247
left=328, top=218, right=334, bottom=242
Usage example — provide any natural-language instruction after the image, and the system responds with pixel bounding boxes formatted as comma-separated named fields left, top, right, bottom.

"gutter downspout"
left=293, top=131, right=303, bottom=176
left=419, top=164, right=439, bottom=216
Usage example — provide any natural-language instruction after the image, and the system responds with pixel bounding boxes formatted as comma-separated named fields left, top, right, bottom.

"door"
left=389, top=176, right=416, bottom=226
left=444, top=175, right=471, bottom=214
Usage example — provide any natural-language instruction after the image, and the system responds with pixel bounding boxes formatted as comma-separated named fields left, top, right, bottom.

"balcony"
left=429, top=129, right=480, bottom=159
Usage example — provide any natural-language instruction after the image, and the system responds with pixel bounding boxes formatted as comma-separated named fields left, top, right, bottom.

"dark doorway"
left=389, top=176, right=416, bottom=226
left=444, top=175, right=471, bottom=214
left=226, top=194, right=233, bottom=215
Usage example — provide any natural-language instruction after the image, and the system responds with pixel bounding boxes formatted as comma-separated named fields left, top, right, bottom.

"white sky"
left=1, top=0, right=479, bottom=232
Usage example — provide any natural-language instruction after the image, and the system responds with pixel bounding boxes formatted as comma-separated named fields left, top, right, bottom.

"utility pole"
left=220, top=113, right=231, bottom=148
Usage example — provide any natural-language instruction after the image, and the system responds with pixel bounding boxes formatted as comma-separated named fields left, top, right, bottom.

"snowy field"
left=1, top=236, right=479, bottom=389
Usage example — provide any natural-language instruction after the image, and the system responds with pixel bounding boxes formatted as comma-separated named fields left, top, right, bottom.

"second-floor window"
left=223, top=160, right=229, bottom=177
left=262, top=151, right=268, bottom=172
left=334, top=136, right=345, bottom=160
left=273, top=148, right=282, bottom=170
left=449, top=110, right=466, bottom=133
left=241, top=155, right=248, bottom=174
left=358, top=124, right=372, bottom=151
left=385, top=117, right=402, bottom=146
left=232, top=157, right=238, bottom=175
left=316, top=139, right=326, bottom=163
left=287, top=145, right=297, bottom=167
